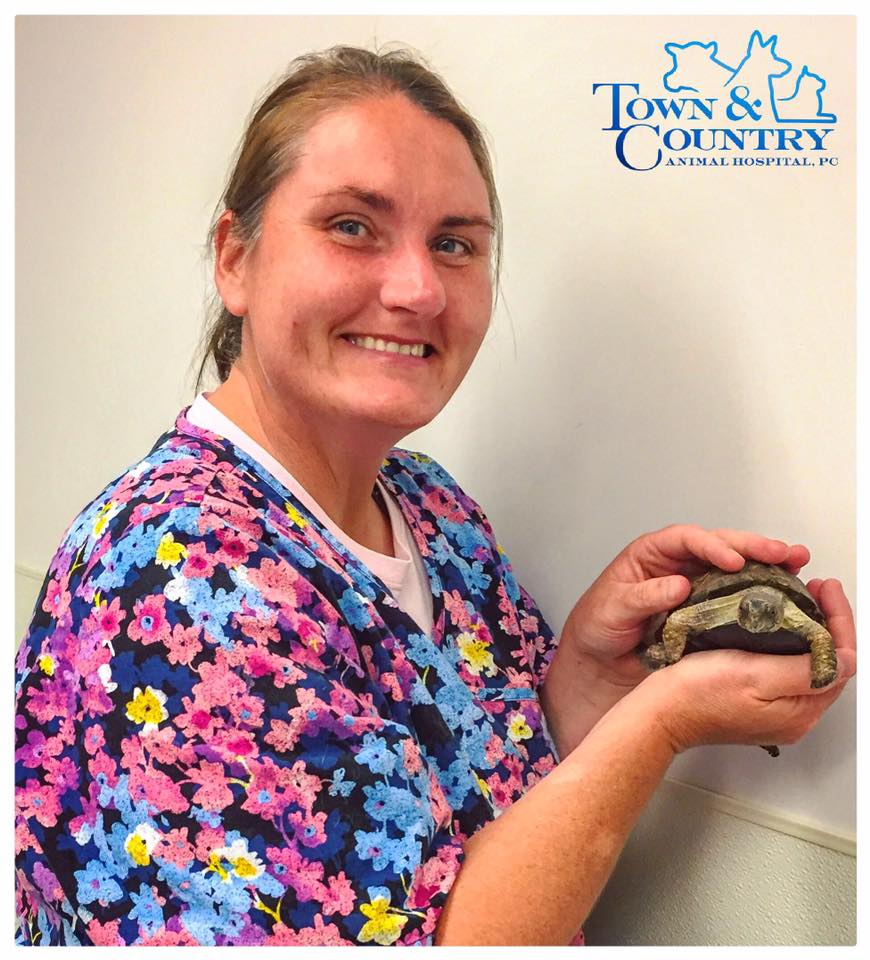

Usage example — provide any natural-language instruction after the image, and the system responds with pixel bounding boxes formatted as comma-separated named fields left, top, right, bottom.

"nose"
left=379, top=242, right=447, bottom=317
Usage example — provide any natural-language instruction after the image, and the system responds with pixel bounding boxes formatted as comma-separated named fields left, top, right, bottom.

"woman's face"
left=218, top=93, right=495, bottom=437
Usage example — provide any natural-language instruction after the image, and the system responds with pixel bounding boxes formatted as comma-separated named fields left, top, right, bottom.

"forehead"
left=286, top=94, right=490, bottom=212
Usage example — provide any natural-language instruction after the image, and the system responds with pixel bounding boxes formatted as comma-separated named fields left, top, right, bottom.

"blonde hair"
left=196, top=43, right=503, bottom=389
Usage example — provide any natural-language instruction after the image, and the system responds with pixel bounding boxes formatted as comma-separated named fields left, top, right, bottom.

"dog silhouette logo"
left=663, top=30, right=837, bottom=124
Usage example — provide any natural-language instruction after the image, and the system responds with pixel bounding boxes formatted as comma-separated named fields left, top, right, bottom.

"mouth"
left=340, top=334, right=435, bottom=360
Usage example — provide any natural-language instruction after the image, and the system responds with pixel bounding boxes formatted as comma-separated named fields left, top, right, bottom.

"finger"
left=745, top=649, right=854, bottom=699
left=806, top=578, right=823, bottom=600
left=818, top=579, right=856, bottom=655
left=651, top=525, right=746, bottom=574
left=621, top=575, right=692, bottom=621
left=709, top=529, right=809, bottom=570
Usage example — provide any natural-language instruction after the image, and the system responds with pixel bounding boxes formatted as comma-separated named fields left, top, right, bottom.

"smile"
left=342, top=335, right=433, bottom=359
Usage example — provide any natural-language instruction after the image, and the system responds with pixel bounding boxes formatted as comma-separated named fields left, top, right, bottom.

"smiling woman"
left=14, top=43, right=855, bottom=948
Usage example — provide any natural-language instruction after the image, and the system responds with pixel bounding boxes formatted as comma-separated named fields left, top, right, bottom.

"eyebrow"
left=311, top=185, right=495, bottom=234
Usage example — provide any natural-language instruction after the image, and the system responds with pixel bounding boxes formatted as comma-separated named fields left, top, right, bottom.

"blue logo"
left=593, top=30, right=839, bottom=171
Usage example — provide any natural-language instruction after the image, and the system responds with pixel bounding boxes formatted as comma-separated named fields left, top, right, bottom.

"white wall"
left=15, top=15, right=856, bottom=944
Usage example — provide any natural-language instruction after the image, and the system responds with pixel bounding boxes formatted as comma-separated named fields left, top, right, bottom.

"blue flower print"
left=328, top=767, right=356, bottom=797
left=129, top=882, right=165, bottom=936
left=338, top=587, right=374, bottom=630
left=74, top=859, right=125, bottom=906
left=355, top=733, right=397, bottom=776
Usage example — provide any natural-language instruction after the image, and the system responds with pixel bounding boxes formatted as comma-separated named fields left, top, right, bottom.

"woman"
left=14, top=45, right=855, bottom=946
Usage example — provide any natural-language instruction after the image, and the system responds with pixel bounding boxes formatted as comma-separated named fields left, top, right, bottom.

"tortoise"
left=637, top=561, right=837, bottom=757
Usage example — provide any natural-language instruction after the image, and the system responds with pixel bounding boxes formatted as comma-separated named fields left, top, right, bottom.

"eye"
left=332, top=219, right=368, bottom=238
left=435, top=237, right=473, bottom=256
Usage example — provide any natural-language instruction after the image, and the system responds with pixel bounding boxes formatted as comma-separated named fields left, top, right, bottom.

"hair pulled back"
left=195, top=44, right=503, bottom=390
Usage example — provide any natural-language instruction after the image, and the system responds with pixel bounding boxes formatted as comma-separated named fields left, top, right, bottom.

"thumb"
left=624, top=575, right=692, bottom=620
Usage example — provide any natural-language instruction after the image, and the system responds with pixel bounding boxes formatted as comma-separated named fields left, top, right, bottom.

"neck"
left=206, top=364, right=397, bottom=554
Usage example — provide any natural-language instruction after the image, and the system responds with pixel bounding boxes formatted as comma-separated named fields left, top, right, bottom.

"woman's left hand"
left=560, top=524, right=811, bottom=690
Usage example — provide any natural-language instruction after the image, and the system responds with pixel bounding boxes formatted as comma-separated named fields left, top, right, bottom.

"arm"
left=538, top=638, right=639, bottom=761
left=435, top=680, right=675, bottom=945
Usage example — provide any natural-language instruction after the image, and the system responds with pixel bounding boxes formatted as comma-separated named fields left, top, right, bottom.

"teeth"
left=347, top=335, right=429, bottom=358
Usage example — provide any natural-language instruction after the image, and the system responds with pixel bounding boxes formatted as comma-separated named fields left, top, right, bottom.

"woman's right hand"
left=634, top=578, right=857, bottom=754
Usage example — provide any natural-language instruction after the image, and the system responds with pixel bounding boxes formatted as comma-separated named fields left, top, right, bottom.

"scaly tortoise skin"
left=637, top=561, right=837, bottom=757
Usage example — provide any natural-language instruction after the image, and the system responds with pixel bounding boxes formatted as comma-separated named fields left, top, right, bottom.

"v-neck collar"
left=174, top=405, right=447, bottom=647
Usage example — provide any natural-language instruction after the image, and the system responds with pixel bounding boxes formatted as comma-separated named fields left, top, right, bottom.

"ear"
left=214, top=210, right=249, bottom=318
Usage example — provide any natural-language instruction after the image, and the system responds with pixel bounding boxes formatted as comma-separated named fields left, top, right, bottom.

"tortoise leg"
left=782, top=600, right=838, bottom=688
left=642, top=594, right=742, bottom=669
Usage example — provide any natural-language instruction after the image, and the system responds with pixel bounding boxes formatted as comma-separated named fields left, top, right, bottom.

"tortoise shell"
left=655, top=560, right=827, bottom=656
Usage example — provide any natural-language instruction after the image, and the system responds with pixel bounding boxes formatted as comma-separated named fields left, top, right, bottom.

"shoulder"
left=382, top=447, right=489, bottom=525
left=20, top=413, right=269, bottom=641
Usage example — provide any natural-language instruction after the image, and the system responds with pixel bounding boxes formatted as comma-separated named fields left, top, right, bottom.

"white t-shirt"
left=186, top=394, right=435, bottom=636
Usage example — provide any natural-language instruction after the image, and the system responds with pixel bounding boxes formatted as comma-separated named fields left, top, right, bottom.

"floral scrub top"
left=15, top=407, right=579, bottom=946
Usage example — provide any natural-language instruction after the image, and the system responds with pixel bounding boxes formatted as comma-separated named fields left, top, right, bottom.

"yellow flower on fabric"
left=207, top=851, right=230, bottom=882
left=155, top=532, right=187, bottom=568
left=125, top=686, right=168, bottom=733
left=92, top=501, right=117, bottom=537
left=125, top=823, right=161, bottom=866
left=213, top=839, right=264, bottom=881
left=507, top=711, right=533, bottom=743
left=473, top=771, right=491, bottom=799
left=358, top=891, right=408, bottom=946
left=231, top=855, right=262, bottom=879
left=457, top=633, right=497, bottom=677
left=38, top=654, right=54, bottom=676
left=284, top=502, right=307, bottom=529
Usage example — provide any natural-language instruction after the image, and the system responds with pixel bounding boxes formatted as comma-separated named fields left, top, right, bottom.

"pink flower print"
left=407, top=841, right=463, bottom=910
left=265, top=845, right=325, bottom=899
left=321, top=870, right=355, bottom=917
left=193, top=656, right=248, bottom=705
left=93, top=596, right=126, bottom=641
left=287, top=809, right=328, bottom=848
left=176, top=697, right=225, bottom=742
left=428, top=769, right=452, bottom=831
left=155, top=827, right=196, bottom=868
left=188, top=760, right=235, bottom=812
left=87, top=751, right=119, bottom=793
left=15, top=730, right=63, bottom=769
left=264, top=717, right=303, bottom=754
left=227, top=692, right=265, bottom=729
left=402, top=738, right=423, bottom=776
left=443, top=588, right=474, bottom=631
left=235, top=610, right=280, bottom=647
left=140, top=725, right=181, bottom=765
left=485, top=771, right=511, bottom=811
left=86, top=918, right=123, bottom=946
left=15, top=819, right=38, bottom=855
left=247, top=557, right=306, bottom=609
left=422, top=487, right=464, bottom=523
left=214, top=527, right=256, bottom=567
left=16, top=779, right=62, bottom=828
left=165, top=622, right=203, bottom=666
left=181, top=541, right=218, bottom=579
left=120, top=733, right=146, bottom=771
left=23, top=675, right=75, bottom=726
left=136, top=927, right=199, bottom=946
left=213, top=727, right=258, bottom=760
left=129, top=765, right=188, bottom=814
left=241, top=758, right=292, bottom=820
left=42, top=578, right=72, bottom=621
left=128, top=595, right=170, bottom=646
left=193, top=823, right=227, bottom=864
left=266, top=915, right=353, bottom=947
left=484, top=732, right=505, bottom=767
left=44, top=755, right=79, bottom=793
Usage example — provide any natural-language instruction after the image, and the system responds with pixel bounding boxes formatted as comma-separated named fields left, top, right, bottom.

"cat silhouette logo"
left=663, top=30, right=837, bottom=124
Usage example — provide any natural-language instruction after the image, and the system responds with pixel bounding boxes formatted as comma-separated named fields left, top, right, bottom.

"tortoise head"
left=737, top=586, right=785, bottom=633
